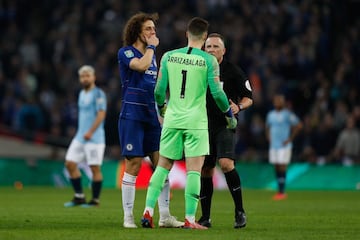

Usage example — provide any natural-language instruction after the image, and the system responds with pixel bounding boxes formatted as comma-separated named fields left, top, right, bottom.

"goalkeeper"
left=141, top=17, right=236, bottom=229
left=198, top=33, right=253, bottom=229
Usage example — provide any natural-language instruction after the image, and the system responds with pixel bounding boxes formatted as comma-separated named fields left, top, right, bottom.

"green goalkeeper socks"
left=145, top=168, right=201, bottom=220
left=185, top=171, right=201, bottom=220
left=145, top=166, right=169, bottom=209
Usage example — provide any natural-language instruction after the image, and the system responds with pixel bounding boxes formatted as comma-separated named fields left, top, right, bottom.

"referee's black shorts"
left=203, top=127, right=236, bottom=169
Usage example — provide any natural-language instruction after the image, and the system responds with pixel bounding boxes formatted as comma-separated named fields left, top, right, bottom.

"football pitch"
left=1, top=187, right=359, bottom=240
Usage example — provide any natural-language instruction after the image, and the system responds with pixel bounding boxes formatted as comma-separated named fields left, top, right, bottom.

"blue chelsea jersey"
left=74, top=87, right=107, bottom=144
left=117, top=46, right=158, bottom=125
left=266, top=109, right=299, bottom=149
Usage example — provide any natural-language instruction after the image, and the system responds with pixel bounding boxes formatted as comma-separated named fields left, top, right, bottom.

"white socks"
left=122, top=172, right=137, bottom=217
left=123, top=173, right=171, bottom=220
left=158, top=178, right=171, bottom=220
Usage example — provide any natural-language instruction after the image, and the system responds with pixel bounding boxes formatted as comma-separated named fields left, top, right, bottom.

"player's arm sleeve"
left=289, top=112, right=303, bottom=140
left=118, top=48, right=134, bottom=68
left=96, top=90, right=107, bottom=112
left=154, top=53, right=169, bottom=106
left=236, top=66, right=253, bottom=99
left=87, top=90, right=107, bottom=134
left=207, top=56, right=230, bottom=112
left=289, top=112, right=300, bottom=125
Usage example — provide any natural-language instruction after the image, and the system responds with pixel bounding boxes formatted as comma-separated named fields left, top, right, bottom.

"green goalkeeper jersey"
left=155, top=47, right=230, bottom=129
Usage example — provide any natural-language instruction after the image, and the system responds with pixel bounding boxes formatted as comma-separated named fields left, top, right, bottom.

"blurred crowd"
left=0, top=0, right=359, bottom=165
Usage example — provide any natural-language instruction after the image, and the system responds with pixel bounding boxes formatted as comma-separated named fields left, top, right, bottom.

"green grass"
left=1, top=187, right=359, bottom=240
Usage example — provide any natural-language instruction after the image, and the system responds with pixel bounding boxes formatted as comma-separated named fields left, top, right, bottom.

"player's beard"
left=82, top=82, right=92, bottom=90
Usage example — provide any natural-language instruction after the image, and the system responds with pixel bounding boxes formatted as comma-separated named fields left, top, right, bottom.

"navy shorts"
left=203, top=127, right=236, bottom=169
left=118, top=118, right=161, bottom=157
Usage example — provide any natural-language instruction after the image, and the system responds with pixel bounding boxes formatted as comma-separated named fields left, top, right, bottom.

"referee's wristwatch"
left=238, top=104, right=243, bottom=111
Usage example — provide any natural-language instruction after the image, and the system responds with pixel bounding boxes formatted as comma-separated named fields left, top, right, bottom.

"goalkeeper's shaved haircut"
left=187, top=17, right=209, bottom=40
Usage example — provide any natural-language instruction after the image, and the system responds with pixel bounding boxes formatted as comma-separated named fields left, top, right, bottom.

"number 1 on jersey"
left=180, top=70, right=187, bottom=99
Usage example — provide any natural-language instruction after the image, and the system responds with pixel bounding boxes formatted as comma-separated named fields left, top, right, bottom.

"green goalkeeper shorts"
left=159, top=127, right=209, bottom=160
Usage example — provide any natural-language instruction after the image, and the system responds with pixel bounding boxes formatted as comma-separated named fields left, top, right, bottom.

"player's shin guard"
left=145, top=166, right=169, bottom=209
left=185, top=171, right=201, bottom=223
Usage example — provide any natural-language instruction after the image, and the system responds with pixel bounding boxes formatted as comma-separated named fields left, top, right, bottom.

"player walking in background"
left=141, top=17, right=237, bottom=229
left=64, top=65, right=107, bottom=207
left=117, top=12, right=182, bottom=228
left=265, top=94, right=303, bottom=200
left=198, top=33, right=253, bottom=228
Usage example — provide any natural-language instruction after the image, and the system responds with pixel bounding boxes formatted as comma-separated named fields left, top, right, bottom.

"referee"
left=198, top=33, right=253, bottom=228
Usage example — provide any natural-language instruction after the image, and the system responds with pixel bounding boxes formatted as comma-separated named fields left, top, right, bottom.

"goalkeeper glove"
left=158, top=103, right=167, bottom=118
left=225, top=108, right=237, bottom=129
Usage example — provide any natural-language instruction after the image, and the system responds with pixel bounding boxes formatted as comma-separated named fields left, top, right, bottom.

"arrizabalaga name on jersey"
left=167, top=55, right=206, bottom=67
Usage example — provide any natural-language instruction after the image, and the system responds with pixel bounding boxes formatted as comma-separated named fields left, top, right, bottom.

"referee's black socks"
left=200, top=177, right=213, bottom=219
left=225, top=169, right=244, bottom=213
